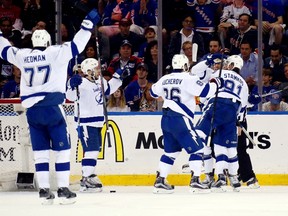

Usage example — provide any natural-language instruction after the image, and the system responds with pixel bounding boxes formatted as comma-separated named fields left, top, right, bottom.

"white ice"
left=1, top=186, right=288, bottom=216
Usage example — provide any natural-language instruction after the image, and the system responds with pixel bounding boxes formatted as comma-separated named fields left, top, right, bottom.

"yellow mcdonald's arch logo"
left=76, top=119, right=124, bottom=162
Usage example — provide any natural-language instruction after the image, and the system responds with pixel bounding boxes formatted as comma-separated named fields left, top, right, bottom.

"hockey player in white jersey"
left=188, top=53, right=226, bottom=187
left=150, top=54, right=224, bottom=194
left=195, top=55, right=249, bottom=192
left=66, top=58, right=124, bottom=192
left=0, top=9, right=101, bottom=204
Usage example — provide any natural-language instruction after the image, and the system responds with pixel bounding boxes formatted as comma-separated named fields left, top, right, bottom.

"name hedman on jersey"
left=24, top=55, right=46, bottom=63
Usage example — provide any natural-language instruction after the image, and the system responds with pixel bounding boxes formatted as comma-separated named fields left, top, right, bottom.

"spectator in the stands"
left=162, top=0, right=189, bottom=49
left=181, top=41, right=195, bottom=69
left=0, top=76, right=9, bottom=98
left=239, top=40, right=259, bottom=92
left=251, top=0, right=285, bottom=49
left=168, top=14, right=205, bottom=64
left=227, top=13, right=257, bottom=55
left=274, top=63, right=288, bottom=102
left=218, top=0, right=252, bottom=42
left=107, top=87, right=131, bottom=112
left=0, top=16, right=22, bottom=47
left=109, top=17, right=145, bottom=58
left=264, top=44, right=288, bottom=86
left=2, top=65, right=21, bottom=98
left=186, top=0, right=222, bottom=53
left=21, top=0, right=43, bottom=31
left=0, top=17, right=22, bottom=80
left=138, top=26, right=156, bottom=58
left=262, top=90, right=288, bottom=111
left=130, top=0, right=158, bottom=35
left=144, top=40, right=159, bottom=83
left=0, top=0, right=22, bottom=30
left=98, top=0, right=132, bottom=38
left=107, top=39, right=142, bottom=88
left=125, top=62, right=156, bottom=112
left=250, top=68, right=276, bottom=111
left=200, top=37, right=224, bottom=61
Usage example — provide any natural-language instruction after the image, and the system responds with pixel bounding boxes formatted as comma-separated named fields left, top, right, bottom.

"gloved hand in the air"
left=81, top=9, right=101, bottom=30
left=210, top=77, right=224, bottom=89
left=248, top=92, right=261, bottom=105
left=205, top=53, right=223, bottom=67
left=69, top=74, right=82, bottom=90
left=113, top=66, right=130, bottom=80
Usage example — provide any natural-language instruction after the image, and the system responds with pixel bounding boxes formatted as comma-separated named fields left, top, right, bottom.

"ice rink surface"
left=1, top=186, right=288, bottom=216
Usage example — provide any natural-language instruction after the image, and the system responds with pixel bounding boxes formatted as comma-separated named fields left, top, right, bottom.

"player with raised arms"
left=0, top=9, right=101, bottom=204
left=66, top=58, right=124, bottom=192
left=150, top=54, right=223, bottom=194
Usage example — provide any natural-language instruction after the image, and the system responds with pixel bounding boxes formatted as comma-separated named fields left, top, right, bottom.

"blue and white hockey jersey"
left=66, top=76, right=122, bottom=128
left=0, top=29, right=92, bottom=108
left=150, top=71, right=218, bottom=121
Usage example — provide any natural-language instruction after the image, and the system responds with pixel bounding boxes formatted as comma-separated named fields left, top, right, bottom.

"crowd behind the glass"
left=1, top=0, right=288, bottom=112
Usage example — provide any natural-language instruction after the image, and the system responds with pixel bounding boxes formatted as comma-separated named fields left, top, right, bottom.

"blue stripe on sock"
left=82, top=158, right=97, bottom=166
left=160, top=155, right=174, bottom=165
left=35, top=163, right=49, bottom=172
left=189, top=153, right=203, bottom=161
left=216, top=154, right=228, bottom=162
left=228, top=156, right=238, bottom=163
left=55, top=162, right=70, bottom=171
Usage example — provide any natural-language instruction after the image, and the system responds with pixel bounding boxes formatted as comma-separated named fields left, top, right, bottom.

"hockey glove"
left=81, top=9, right=101, bottom=30
left=121, top=65, right=130, bottom=79
left=113, top=66, right=130, bottom=80
left=248, top=93, right=261, bottom=105
left=69, top=74, right=82, bottom=90
left=210, top=77, right=224, bottom=89
left=205, top=53, right=223, bottom=67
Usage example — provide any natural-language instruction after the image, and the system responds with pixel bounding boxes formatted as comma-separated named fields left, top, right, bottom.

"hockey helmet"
left=172, top=54, right=189, bottom=72
left=31, top=30, right=51, bottom=47
left=81, top=58, right=100, bottom=79
left=226, top=55, right=244, bottom=71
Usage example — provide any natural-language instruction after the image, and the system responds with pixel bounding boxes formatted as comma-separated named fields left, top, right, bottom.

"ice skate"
left=57, top=187, right=77, bottom=205
left=153, top=172, right=174, bottom=194
left=247, top=177, right=260, bottom=189
left=80, top=174, right=103, bottom=193
left=39, top=188, right=55, bottom=205
left=201, top=172, right=215, bottom=188
left=229, top=175, right=241, bottom=192
left=189, top=176, right=210, bottom=194
left=211, top=174, right=227, bottom=192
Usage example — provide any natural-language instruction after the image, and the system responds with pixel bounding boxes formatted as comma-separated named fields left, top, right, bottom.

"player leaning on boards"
left=0, top=9, right=101, bottom=204
left=150, top=54, right=224, bottom=194
left=66, top=58, right=124, bottom=192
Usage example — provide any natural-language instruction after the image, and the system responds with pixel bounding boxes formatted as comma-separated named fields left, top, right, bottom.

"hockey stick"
left=192, top=43, right=198, bottom=63
left=261, top=86, right=288, bottom=98
left=94, top=28, right=112, bottom=148
left=237, top=122, right=257, bottom=146
left=74, top=55, right=82, bottom=144
left=206, top=32, right=225, bottom=147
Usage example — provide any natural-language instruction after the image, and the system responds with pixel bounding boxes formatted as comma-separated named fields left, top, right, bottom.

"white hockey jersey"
left=191, top=60, right=214, bottom=83
left=0, top=29, right=92, bottom=108
left=150, top=71, right=218, bottom=121
left=66, top=76, right=122, bottom=128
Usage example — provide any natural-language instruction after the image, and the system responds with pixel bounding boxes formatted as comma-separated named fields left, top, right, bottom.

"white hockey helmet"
left=226, top=55, right=244, bottom=71
left=172, top=54, right=189, bottom=72
left=31, top=29, right=51, bottom=47
left=81, top=58, right=100, bottom=78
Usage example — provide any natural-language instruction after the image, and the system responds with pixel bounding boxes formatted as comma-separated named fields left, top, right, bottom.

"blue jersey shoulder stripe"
left=71, top=41, right=78, bottom=56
